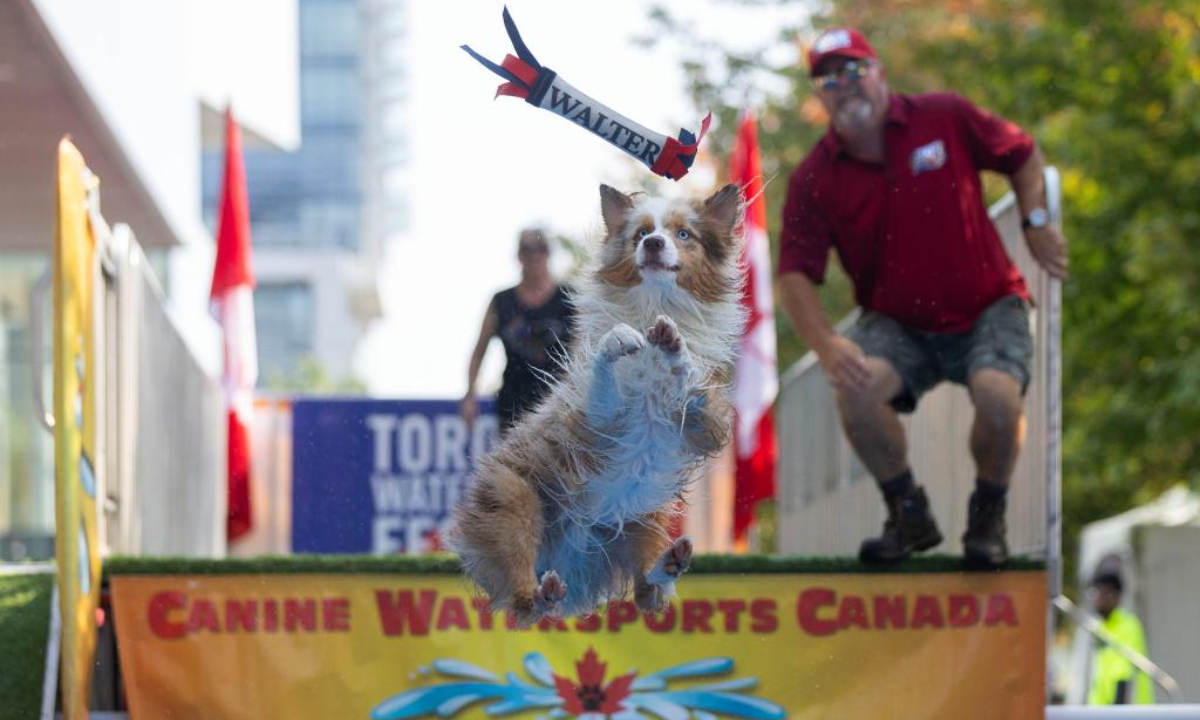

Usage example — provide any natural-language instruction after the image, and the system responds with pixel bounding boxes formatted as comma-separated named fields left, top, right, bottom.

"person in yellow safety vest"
left=1087, top=570, right=1155, bottom=704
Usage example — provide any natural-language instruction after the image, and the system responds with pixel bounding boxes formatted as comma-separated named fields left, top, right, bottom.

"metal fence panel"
left=103, top=226, right=225, bottom=557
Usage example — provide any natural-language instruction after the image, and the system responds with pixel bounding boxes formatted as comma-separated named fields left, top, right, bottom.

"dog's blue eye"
left=677, top=229, right=691, bottom=241
left=637, top=228, right=651, bottom=238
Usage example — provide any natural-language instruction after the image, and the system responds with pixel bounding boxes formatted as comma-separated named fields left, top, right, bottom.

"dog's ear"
left=703, top=183, right=744, bottom=236
left=600, top=185, right=634, bottom=233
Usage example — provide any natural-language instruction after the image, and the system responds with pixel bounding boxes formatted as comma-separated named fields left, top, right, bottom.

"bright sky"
left=358, top=0, right=800, bottom=398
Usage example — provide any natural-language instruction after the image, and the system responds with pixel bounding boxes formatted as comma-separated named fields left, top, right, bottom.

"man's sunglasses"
left=813, top=60, right=873, bottom=91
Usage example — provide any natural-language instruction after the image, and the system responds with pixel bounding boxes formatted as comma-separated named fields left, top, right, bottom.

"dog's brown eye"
left=677, top=229, right=691, bottom=241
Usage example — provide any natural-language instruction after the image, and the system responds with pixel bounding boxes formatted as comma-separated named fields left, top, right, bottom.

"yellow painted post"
left=53, top=138, right=103, bottom=720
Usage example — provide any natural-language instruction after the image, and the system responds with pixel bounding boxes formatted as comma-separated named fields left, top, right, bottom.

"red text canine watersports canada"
left=145, top=587, right=1018, bottom=639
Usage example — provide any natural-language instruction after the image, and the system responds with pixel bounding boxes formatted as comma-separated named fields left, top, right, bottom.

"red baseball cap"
left=807, top=27, right=878, bottom=76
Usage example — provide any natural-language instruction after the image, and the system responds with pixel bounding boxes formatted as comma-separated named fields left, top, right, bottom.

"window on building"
left=299, top=135, right=360, bottom=197
left=300, top=202, right=359, bottom=252
left=301, top=65, right=361, bottom=128
left=300, top=0, right=361, bottom=58
left=254, top=281, right=315, bottom=380
left=0, top=255, right=56, bottom=561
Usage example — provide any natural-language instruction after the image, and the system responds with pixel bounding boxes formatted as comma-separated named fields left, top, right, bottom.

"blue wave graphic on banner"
left=371, top=650, right=788, bottom=719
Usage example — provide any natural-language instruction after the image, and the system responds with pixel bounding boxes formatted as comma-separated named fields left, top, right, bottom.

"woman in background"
left=461, top=228, right=575, bottom=434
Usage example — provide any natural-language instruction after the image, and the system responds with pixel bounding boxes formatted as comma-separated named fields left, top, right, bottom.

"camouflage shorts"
left=848, top=294, right=1034, bottom=414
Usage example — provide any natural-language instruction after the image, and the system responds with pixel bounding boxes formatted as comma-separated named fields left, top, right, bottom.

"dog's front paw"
left=599, top=324, right=646, bottom=362
left=646, top=315, right=684, bottom=354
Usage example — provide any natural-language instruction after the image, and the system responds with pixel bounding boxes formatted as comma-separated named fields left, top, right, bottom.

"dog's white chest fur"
left=562, top=284, right=737, bottom=526
left=583, top=350, right=692, bottom=522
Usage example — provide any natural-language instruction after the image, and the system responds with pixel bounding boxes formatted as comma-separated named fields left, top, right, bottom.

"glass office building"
left=202, top=0, right=406, bottom=382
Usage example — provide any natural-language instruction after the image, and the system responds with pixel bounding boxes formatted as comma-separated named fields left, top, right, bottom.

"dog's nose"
left=643, top=236, right=665, bottom=253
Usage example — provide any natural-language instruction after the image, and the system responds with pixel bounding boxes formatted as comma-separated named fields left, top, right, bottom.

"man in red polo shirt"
left=778, top=27, right=1068, bottom=566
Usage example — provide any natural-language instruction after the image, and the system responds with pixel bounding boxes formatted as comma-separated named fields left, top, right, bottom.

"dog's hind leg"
left=448, top=463, right=549, bottom=626
left=606, top=511, right=678, bottom=614
left=640, top=535, right=693, bottom=611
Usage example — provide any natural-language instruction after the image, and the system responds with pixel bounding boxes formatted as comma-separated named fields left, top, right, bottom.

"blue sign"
left=291, top=399, right=499, bottom=554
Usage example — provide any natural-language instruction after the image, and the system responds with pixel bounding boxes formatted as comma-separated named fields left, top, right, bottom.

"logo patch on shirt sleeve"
left=910, top=139, right=947, bottom=176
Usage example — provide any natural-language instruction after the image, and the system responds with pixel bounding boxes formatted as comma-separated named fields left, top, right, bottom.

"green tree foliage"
left=655, top=0, right=1200, bottom=571
left=264, top=355, right=367, bottom=395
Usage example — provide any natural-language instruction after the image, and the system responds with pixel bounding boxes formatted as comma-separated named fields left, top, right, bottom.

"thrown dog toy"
left=462, top=7, right=711, bottom=181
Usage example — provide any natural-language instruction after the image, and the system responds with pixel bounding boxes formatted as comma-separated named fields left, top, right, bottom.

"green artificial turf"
left=105, top=552, right=1044, bottom=577
left=0, top=572, right=54, bottom=720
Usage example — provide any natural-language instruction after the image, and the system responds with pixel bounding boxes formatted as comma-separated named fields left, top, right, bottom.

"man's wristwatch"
left=1021, top=207, right=1050, bottom=231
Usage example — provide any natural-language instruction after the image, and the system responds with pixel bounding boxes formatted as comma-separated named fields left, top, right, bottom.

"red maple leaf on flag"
left=553, top=647, right=636, bottom=715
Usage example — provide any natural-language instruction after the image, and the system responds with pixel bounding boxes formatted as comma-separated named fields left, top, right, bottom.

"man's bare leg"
left=834, top=357, right=908, bottom=481
left=834, top=357, right=941, bottom=562
left=963, top=368, right=1026, bottom=566
left=968, top=368, right=1026, bottom=486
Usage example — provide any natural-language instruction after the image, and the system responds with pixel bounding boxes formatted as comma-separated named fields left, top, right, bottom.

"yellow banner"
left=54, top=138, right=103, bottom=720
left=113, top=572, right=1045, bottom=720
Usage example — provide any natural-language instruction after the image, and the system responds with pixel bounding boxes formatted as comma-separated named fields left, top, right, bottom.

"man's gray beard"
left=835, top=97, right=873, bottom=131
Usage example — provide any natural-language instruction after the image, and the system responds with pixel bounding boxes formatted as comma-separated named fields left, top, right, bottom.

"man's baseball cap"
left=1090, top=570, right=1123, bottom=592
left=807, top=27, right=878, bottom=76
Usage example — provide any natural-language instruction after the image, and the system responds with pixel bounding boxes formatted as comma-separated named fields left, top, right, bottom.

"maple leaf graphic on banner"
left=370, top=652, right=786, bottom=720
left=553, top=647, right=637, bottom=715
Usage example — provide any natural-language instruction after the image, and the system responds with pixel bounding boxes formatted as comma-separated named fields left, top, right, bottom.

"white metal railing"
left=1044, top=166, right=1065, bottom=672
left=102, top=227, right=226, bottom=556
left=1046, top=707, right=1200, bottom=718
left=30, top=182, right=226, bottom=558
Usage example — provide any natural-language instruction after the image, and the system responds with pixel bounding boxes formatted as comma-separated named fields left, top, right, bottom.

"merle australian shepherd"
left=447, top=183, right=747, bottom=628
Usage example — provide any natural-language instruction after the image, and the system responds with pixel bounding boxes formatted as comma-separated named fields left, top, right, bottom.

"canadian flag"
left=209, top=106, right=258, bottom=542
left=729, top=110, right=778, bottom=543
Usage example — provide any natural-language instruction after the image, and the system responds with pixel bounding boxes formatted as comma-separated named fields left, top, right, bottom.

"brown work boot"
left=962, top=489, right=1009, bottom=568
left=859, top=487, right=943, bottom=564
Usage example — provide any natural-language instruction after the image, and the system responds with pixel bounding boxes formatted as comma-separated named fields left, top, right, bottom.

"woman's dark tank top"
left=492, top=284, right=575, bottom=431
